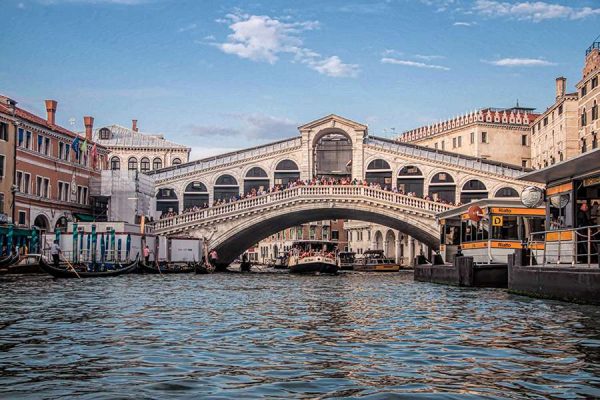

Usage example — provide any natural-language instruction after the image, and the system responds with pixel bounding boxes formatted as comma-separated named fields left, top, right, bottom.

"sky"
left=1, top=0, right=599, bottom=160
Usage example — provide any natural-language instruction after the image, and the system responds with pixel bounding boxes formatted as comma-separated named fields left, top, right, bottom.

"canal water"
left=1, top=271, right=599, bottom=399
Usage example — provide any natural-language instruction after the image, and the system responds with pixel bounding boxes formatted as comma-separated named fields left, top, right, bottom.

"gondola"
left=39, top=256, right=139, bottom=278
left=195, top=261, right=215, bottom=274
left=0, top=253, right=20, bottom=269
left=139, top=261, right=195, bottom=274
left=3, top=254, right=42, bottom=274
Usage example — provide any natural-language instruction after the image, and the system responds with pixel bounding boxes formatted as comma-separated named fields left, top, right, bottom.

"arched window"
left=153, top=157, right=163, bottom=170
left=33, top=214, right=50, bottom=231
left=460, top=179, right=488, bottom=203
left=214, top=175, right=239, bottom=202
left=582, top=138, right=587, bottom=153
left=140, top=157, right=150, bottom=172
left=183, top=181, right=209, bottom=209
left=397, top=165, right=424, bottom=196
left=495, top=187, right=519, bottom=198
left=172, top=158, right=182, bottom=166
left=274, top=159, right=300, bottom=185
left=99, top=128, right=111, bottom=140
left=428, top=172, right=456, bottom=203
left=156, top=188, right=178, bottom=214
left=244, top=167, right=269, bottom=194
left=110, top=156, right=120, bottom=170
left=314, top=132, right=352, bottom=179
left=365, top=159, right=392, bottom=187
left=581, top=108, right=587, bottom=126
left=593, top=132, right=598, bottom=149
left=128, top=157, right=137, bottom=171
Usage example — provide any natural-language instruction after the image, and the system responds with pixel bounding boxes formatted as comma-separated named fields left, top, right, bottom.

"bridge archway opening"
left=244, top=167, right=269, bottom=194
left=212, top=207, right=439, bottom=265
left=214, top=175, right=239, bottom=202
left=429, top=172, right=456, bottom=203
left=184, top=182, right=209, bottom=209
left=374, top=230, right=384, bottom=250
left=460, top=179, right=488, bottom=204
left=398, top=166, right=424, bottom=196
left=366, top=159, right=392, bottom=187
left=274, top=160, right=300, bottom=185
left=385, top=230, right=396, bottom=259
left=313, top=130, right=352, bottom=180
left=495, top=186, right=519, bottom=198
left=157, top=188, right=179, bottom=214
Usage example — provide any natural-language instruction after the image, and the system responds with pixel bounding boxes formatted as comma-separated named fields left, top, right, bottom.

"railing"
left=529, top=225, right=600, bottom=268
left=149, top=137, right=302, bottom=181
left=366, top=136, right=528, bottom=178
left=154, top=185, right=454, bottom=232
left=42, top=249, right=125, bottom=263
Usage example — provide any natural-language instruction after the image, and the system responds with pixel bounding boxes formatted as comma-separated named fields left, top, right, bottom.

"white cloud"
left=185, top=113, right=298, bottom=140
left=453, top=21, right=473, bottom=26
left=381, top=57, right=450, bottom=71
left=178, top=23, right=197, bottom=33
left=414, top=54, right=445, bottom=61
left=474, top=0, right=600, bottom=22
left=484, top=57, right=556, bottom=67
left=215, top=12, right=358, bottom=77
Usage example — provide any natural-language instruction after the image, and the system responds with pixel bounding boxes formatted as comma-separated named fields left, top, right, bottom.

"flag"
left=81, top=139, right=88, bottom=154
left=91, top=143, right=98, bottom=169
left=72, top=136, right=80, bottom=158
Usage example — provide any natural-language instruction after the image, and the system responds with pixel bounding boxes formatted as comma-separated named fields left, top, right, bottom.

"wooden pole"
left=61, top=255, right=81, bottom=279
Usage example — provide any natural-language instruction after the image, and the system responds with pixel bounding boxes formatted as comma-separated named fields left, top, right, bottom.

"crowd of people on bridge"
left=159, top=177, right=460, bottom=219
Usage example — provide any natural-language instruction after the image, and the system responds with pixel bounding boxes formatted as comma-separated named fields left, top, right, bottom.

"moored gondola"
left=39, top=256, right=139, bottom=278
left=195, top=261, right=215, bottom=274
left=139, top=261, right=195, bottom=274
left=0, top=254, right=20, bottom=269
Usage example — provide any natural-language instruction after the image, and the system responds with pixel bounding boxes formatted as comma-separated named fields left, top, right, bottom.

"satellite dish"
left=520, top=186, right=544, bottom=208
left=549, top=194, right=569, bottom=209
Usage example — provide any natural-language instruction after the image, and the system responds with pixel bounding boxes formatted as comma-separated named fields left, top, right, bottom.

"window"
left=140, top=157, right=150, bottom=172
left=522, top=160, right=528, bottom=168
left=470, top=132, right=475, bottom=144
left=582, top=138, right=587, bottom=153
left=25, top=131, right=32, bottom=149
left=457, top=136, right=462, bottom=147
left=452, top=137, right=456, bottom=148
left=0, top=122, right=8, bottom=141
left=128, top=157, right=138, bottom=171
left=441, top=141, right=445, bottom=150
left=22, top=173, right=30, bottom=194
left=59, top=142, right=64, bottom=159
left=481, top=132, right=488, bottom=143
left=153, top=158, right=162, bottom=170
left=581, top=84, right=587, bottom=97
left=592, top=76, right=598, bottom=89
left=0, top=193, right=3, bottom=214
left=558, top=104, right=563, bottom=115
left=99, top=128, right=111, bottom=140
left=77, top=186, right=88, bottom=204
left=17, top=128, right=23, bottom=146
left=18, top=211, right=26, bottom=226
left=36, top=176, right=42, bottom=196
left=37, top=135, right=43, bottom=153
left=543, top=117, right=548, bottom=126
left=331, top=230, right=339, bottom=241
left=592, top=101, right=598, bottom=121
left=521, top=134, right=527, bottom=146
left=0, top=155, right=4, bottom=178
left=65, top=144, right=70, bottom=161
left=58, top=182, right=70, bottom=201
left=172, top=158, right=182, bottom=166
left=434, top=142, right=438, bottom=150
left=581, top=108, right=587, bottom=126
left=43, top=178, right=49, bottom=198
left=110, top=156, right=120, bottom=170
left=593, top=132, right=598, bottom=150
left=44, top=137, right=50, bottom=156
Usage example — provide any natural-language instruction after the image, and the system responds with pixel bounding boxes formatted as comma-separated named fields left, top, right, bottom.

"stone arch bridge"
left=148, top=114, right=535, bottom=264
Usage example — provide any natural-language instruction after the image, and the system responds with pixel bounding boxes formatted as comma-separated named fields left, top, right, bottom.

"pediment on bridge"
left=298, top=114, right=368, bottom=132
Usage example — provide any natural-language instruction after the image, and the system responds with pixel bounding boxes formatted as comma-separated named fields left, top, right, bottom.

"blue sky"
left=1, top=0, right=599, bottom=159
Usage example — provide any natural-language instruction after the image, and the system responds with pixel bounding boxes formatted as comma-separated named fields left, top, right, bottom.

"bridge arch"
left=374, top=230, right=384, bottom=251
left=494, top=186, right=519, bottom=198
left=397, top=165, right=425, bottom=196
left=183, top=181, right=209, bottom=209
left=460, top=179, right=488, bottom=204
left=213, top=174, right=239, bottom=202
left=243, top=166, right=269, bottom=194
left=313, top=129, right=353, bottom=179
left=365, top=158, right=392, bottom=187
left=273, top=159, right=300, bottom=185
left=428, top=171, right=456, bottom=203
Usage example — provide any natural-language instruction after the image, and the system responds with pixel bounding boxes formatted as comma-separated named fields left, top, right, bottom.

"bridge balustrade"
left=154, top=185, right=455, bottom=232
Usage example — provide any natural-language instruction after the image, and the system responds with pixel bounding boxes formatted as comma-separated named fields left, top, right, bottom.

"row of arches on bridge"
left=110, top=156, right=183, bottom=172
left=156, top=159, right=519, bottom=214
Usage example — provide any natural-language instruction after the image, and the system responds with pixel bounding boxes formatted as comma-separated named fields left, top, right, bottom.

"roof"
left=298, top=114, right=368, bottom=131
left=517, top=148, right=600, bottom=184
left=0, top=97, right=106, bottom=148
left=92, top=125, right=191, bottom=150
left=436, top=199, right=542, bottom=220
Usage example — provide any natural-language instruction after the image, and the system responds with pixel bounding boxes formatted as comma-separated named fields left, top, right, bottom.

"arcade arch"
left=244, top=167, right=269, bottom=194
left=183, top=181, right=209, bottom=209
left=214, top=175, right=239, bottom=201
left=365, top=159, right=392, bottom=187
left=429, top=172, right=456, bottom=203
left=274, top=159, right=300, bottom=185
left=313, top=130, right=352, bottom=179
left=460, top=179, right=488, bottom=203
left=397, top=165, right=424, bottom=196
left=157, top=188, right=178, bottom=214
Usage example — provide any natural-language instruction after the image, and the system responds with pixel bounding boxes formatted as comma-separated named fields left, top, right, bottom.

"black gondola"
left=139, top=261, right=195, bottom=274
left=39, top=256, right=139, bottom=278
left=195, top=261, right=215, bottom=274
left=0, top=254, right=20, bottom=269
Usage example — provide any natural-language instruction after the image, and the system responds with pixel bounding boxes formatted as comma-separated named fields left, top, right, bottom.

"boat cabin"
left=337, top=251, right=356, bottom=270
left=436, top=199, right=545, bottom=264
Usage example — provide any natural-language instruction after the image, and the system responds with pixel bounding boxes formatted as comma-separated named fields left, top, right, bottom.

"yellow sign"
left=490, top=207, right=545, bottom=216
left=492, top=215, right=503, bottom=226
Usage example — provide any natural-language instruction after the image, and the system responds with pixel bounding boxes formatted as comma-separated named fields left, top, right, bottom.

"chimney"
left=45, top=99, right=57, bottom=125
left=84, top=116, right=94, bottom=141
left=132, top=119, right=138, bottom=132
left=555, top=77, right=566, bottom=99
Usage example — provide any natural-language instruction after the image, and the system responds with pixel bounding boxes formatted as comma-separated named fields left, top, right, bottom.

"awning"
left=73, top=213, right=96, bottom=222
left=518, top=148, right=600, bottom=184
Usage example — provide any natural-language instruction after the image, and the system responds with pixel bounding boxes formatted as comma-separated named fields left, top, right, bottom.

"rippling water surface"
left=1, top=271, right=600, bottom=399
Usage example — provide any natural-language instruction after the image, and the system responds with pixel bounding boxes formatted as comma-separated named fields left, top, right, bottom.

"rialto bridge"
left=149, top=115, right=535, bottom=264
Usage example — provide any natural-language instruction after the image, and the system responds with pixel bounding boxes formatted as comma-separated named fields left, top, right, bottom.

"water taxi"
left=287, top=240, right=339, bottom=274
left=355, top=250, right=401, bottom=272
left=436, top=199, right=546, bottom=264
left=337, top=251, right=356, bottom=270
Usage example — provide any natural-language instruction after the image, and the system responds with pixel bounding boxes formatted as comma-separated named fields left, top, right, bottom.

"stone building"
left=257, top=219, right=348, bottom=264
left=530, top=77, right=579, bottom=169
left=0, top=96, right=17, bottom=224
left=93, top=120, right=190, bottom=173
left=397, top=106, right=538, bottom=168
left=0, top=96, right=110, bottom=233
left=577, top=41, right=600, bottom=154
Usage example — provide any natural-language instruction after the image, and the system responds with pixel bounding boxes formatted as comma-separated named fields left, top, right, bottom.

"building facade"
left=577, top=42, right=600, bottom=154
left=257, top=219, right=348, bottom=264
left=0, top=96, right=110, bottom=234
left=0, top=96, right=17, bottom=224
left=397, top=106, right=537, bottom=168
left=530, top=77, right=579, bottom=169
left=93, top=121, right=191, bottom=173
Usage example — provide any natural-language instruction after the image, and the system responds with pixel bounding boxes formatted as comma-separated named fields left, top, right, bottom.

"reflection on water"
left=1, top=271, right=600, bottom=399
